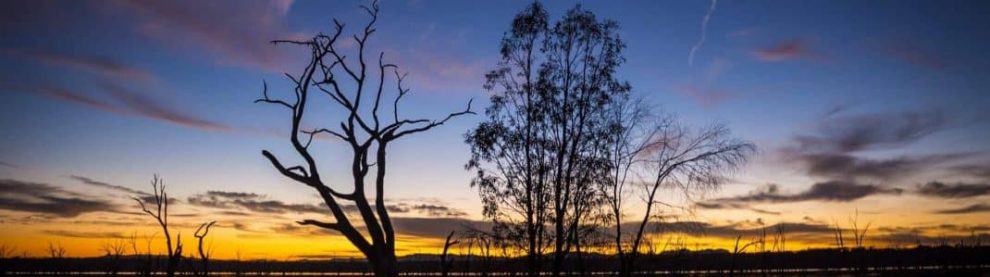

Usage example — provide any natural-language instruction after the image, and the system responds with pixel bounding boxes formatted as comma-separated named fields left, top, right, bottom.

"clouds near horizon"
left=933, top=204, right=990, bottom=215
left=699, top=181, right=901, bottom=207
left=917, top=181, right=990, bottom=199
left=0, top=179, right=120, bottom=217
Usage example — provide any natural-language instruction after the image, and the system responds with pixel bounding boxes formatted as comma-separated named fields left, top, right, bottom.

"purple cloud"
left=105, top=0, right=300, bottom=71
left=14, top=84, right=231, bottom=132
left=882, top=40, right=945, bottom=70
left=101, top=83, right=231, bottom=132
left=5, top=49, right=156, bottom=82
left=751, top=39, right=819, bottom=62
left=676, top=85, right=731, bottom=108
left=34, top=86, right=127, bottom=115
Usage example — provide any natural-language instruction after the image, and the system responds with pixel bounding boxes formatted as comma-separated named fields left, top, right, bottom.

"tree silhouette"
left=194, top=221, right=217, bottom=276
left=440, top=231, right=459, bottom=277
left=620, top=121, right=754, bottom=275
left=46, top=241, right=65, bottom=259
left=465, top=3, right=551, bottom=274
left=256, top=1, right=472, bottom=275
left=127, top=232, right=156, bottom=277
left=467, top=3, right=629, bottom=275
left=101, top=239, right=127, bottom=275
left=132, top=175, right=183, bottom=277
left=599, top=95, right=655, bottom=275
left=0, top=244, right=17, bottom=275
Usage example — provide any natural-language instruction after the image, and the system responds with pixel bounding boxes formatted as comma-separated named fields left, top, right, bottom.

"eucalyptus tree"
left=465, top=3, right=551, bottom=274
left=467, top=3, right=628, bottom=275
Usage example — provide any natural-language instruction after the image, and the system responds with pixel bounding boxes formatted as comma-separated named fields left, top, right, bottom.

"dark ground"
left=2, top=246, right=989, bottom=275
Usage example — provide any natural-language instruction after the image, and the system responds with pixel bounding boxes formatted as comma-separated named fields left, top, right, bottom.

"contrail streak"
left=688, top=0, right=717, bottom=67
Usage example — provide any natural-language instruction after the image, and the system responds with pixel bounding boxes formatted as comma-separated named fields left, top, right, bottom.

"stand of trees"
left=466, top=3, right=755, bottom=276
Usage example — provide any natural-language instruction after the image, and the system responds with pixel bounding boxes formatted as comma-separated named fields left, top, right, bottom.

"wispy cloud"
left=9, top=83, right=232, bottom=133
left=5, top=49, right=156, bottom=82
left=187, top=190, right=467, bottom=219
left=187, top=190, right=324, bottom=214
left=0, top=160, right=17, bottom=169
left=751, top=39, right=819, bottom=62
left=781, top=109, right=966, bottom=182
left=390, top=50, right=488, bottom=95
left=933, top=204, right=990, bottom=215
left=793, top=110, right=946, bottom=153
left=0, top=179, right=120, bottom=217
left=43, top=230, right=128, bottom=239
left=796, top=153, right=966, bottom=181
left=700, top=181, right=902, bottom=205
left=409, top=204, right=468, bottom=217
left=105, top=0, right=300, bottom=71
left=68, top=175, right=148, bottom=196
left=676, top=85, right=731, bottom=108
left=31, top=86, right=126, bottom=114
left=950, top=164, right=990, bottom=180
left=917, top=181, right=990, bottom=198
left=694, top=202, right=781, bottom=215
left=101, top=83, right=232, bottom=132
left=391, top=217, right=490, bottom=238
left=881, top=40, right=945, bottom=70
left=622, top=220, right=834, bottom=238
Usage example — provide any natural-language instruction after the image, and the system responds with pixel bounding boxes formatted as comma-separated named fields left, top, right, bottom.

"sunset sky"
left=1, top=0, right=988, bottom=260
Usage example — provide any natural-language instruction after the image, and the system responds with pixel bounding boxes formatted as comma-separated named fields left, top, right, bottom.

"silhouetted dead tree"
left=256, top=1, right=472, bottom=275
left=194, top=221, right=217, bottom=276
left=622, top=122, right=754, bottom=275
left=462, top=228, right=496, bottom=276
left=440, top=231, right=459, bottom=277
left=132, top=175, right=182, bottom=277
left=127, top=232, right=155, bottom=277
left=729, top=235, right=760, bottom=276
left=849, top=209, right=871, bottom=248
left=234, top=249, right=243, bottom=277
left=0, top=244, right=16, bottom=275
left=101, top=239, right=127, bottom=275
left=833, top=220, right=845, bottom=249
left=774, top=224, right=787, bottom=252
left=46, top=241, right=66, bottom=275
left=596, top=90, right=754, bottom=276
left=0, top=244, right=14, bottom=259
left=46, top=241, right=65, bottom=259
left=599, top=95, right=655, bottom=275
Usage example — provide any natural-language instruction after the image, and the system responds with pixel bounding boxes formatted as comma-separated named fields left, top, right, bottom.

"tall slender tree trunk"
left=373, top=252, right=399, bottom=277
left=528, top=229, right=539, bottom=277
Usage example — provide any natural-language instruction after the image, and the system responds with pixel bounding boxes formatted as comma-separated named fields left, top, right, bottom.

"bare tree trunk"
left=195, top=221, right=216, bottom=276
left=133, top=175, right=182, bottom=277
left=256, top=2, right=471, bottom=276
left=441, top=231, right=459, bottom=277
